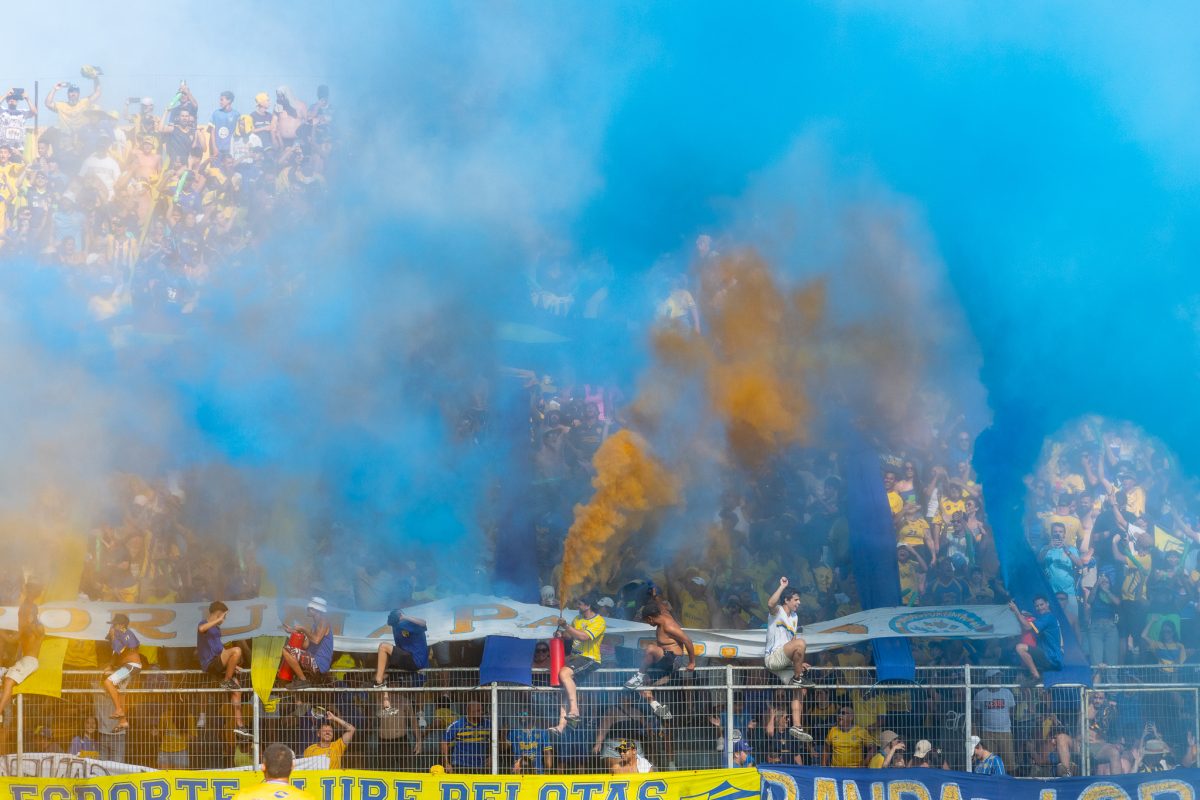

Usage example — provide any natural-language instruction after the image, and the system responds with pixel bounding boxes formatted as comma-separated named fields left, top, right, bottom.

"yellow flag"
left=250, top=636, right=285, bottom=704
left=15, top=637, right=68, bottom=699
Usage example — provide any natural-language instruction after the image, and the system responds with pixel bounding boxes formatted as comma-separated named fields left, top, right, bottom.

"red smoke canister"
left=277, top=631, right=306, bottom=681
left=549, top=637, right=565, bottom=687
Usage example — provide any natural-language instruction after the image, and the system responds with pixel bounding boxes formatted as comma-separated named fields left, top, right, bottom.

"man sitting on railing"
left=0, top=579, right=43, bottom=725
left=763, top=577, right=815, bottom=744
left=282, top=597, right=333, bottom=689
left=197, top=600, right=248, bottom=737
left=1010, top=597, right=1063, bottom=687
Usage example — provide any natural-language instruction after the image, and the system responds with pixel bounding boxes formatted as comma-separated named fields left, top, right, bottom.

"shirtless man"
left=623, top=601, right=695, bottom=720
left=0, top=580, right=44, bottom=724
left=126, top=136, right=161, bottom=182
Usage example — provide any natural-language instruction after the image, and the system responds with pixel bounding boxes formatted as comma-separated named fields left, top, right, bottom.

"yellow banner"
left=0, top=767, right=760, bottom=800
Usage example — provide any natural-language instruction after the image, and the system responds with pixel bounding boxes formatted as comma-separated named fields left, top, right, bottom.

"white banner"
left=0, top=596, right=1018, bottom=659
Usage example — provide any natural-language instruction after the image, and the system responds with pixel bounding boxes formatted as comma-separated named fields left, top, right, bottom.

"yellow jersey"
left=303, top=737, right=347, bottom=769
left=233, top=780, right=315, bottom=800
left=571, top=613, right=606, bottom=663
left=826, top=725, right=876, bottom=767
left=51, top=97, right=95, bottom=132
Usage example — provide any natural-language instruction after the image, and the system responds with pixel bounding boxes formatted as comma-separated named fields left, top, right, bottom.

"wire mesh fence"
left=2, top=664, right=1195, bottom=776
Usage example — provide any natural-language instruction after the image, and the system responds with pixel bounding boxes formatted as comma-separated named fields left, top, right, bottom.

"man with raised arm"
left=0, top=580, right=43, bottom=724
left=197, top=601, right=248, bottom=736
left=763, top=576, right=815, bottom=743
left=549, top=592, right=606, bottom=734
left=623, top=600, right=695, bottom=720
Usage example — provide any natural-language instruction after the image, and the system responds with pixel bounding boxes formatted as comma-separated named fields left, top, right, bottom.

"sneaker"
left=233, top=726, right=253, bottom=739
left=788, top=726, right=814, bottom=742
left=565, top=713, right=582, bottom=729
left=624, top=672, right=646, bottom=690
left=219, top=678, right=240, bottom=691
left=378, top=706, right=400, bottom=717
left=373, top=681, right=387, bottom=689
left=290, top=680, right=311, bottom=690
left=790, top=672, right=817, bottom=688
left=650, top=702, right=673, bottom=721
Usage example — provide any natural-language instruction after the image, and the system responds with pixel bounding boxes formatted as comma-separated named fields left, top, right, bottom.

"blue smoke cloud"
left=2, top=2, right=1197, bottom=599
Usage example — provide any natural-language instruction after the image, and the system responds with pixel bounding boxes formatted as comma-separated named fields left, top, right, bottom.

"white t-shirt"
left=973, top=687, right=1015, bottom=733
left=765, top=606, right=798, bottom=656
left=0, top=110, right=28, bottom=150
left=79, top=154, right=121, bottom=200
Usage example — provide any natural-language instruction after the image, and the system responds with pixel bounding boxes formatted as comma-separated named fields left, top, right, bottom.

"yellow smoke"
left=558, top=429, right=677, bottom=603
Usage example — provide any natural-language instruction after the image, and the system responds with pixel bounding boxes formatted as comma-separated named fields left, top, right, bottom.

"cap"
left=732, top=739, right=753, bottom=753
left=307, top=597, right=328, bottom=614
left=597, top=596, right=615, bottom=608
left=691, top=576, right=707, bottom=586
left=140, top=97, right=153, bottom=107
left=110, top=613, right=130, bottom=626
left=879, top=730, right=899, bottom=747
left=913, top=740, right=932, bottom=759
left=540, top=585, right=555, bottom=600
left=969, top=735, right=982, bottom=750
left=615, top=739, right=633, bottom=752
left=985, top=668, right=1001, bottom=678
left=1144, top=739, right=1169, bottom=755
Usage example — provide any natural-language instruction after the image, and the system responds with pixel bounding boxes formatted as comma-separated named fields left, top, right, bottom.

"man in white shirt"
left=764, top=576, right=815, bottom=742
left=972, top=669, right=1016, bottom=771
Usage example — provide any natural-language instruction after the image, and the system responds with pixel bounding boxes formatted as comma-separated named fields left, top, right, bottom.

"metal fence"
left=6, top=665, right=1196, bottom=777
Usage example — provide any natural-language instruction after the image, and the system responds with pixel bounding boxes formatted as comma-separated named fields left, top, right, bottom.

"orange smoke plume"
left=558, top=429, right=677, bottom=603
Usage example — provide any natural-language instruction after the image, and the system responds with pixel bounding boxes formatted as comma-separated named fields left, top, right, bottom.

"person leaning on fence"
left=0, top=579, right=43, bottom=725
left=197, top=600, right=248, bottom=736
left=373, top=607, right=428, bottom=716
left=233, top=743, right=315, bottom=800
left=1009, top=596, right=1063, bottom=686
left=732, top=739, right=757, bottom=768
left=763, top=576, right=815, bottom=743
left=102, top=613, right=142, bottom=731
left=549, top=592, right=606, bottom=734
left=623, top=599, right=695, bottom=720
left=282, top=596, right=333, bottom=688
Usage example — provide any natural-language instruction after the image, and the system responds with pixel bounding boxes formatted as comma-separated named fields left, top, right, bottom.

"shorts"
left=284, top=646, right=320, bottom=675
left=0, top=656, right=38, bottom=685
left=1027, top=646, right=1060, bottom=673
left=645, top=653, right=688, bottom=682
left=386, top=646, right=420, bottom=672
left=565, top=655, right=599, bottom=682
left=204, top=656, right=226, bottom=677
left=764, top=648, right=796, bottom=684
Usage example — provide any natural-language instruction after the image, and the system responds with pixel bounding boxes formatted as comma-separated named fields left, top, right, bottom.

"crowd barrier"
left=5, top=665, right=1195, bottom=778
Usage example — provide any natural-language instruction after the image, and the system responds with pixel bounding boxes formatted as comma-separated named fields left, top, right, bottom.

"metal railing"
left=4, top=664, right=1195, bottom=777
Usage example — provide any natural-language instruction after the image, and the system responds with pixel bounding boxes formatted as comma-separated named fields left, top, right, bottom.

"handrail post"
left=252, top=690, right=262, bottom=767
left=725, top=664, right=735, bottom=768
left=963, top=664, right=972, bottom=771
left=490, top=682, right=500, bottom=775
left=15, top=694, right=22, bottom=778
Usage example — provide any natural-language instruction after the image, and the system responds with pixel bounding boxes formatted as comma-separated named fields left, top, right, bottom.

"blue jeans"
left=1087, top=618, right=1119, bottom=666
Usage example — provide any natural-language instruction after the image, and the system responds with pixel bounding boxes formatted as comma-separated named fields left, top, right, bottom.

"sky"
left=2, top=1, right=1198, bottom=591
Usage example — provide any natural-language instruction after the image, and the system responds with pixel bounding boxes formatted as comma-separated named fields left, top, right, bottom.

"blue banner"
left=760, top=765, right=1198, bottom=800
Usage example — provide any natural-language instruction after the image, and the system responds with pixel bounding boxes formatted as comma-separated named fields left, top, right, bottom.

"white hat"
left=540, top=585, right=555, bottom=600
left=913, top=740, right=932, bottom=759
left=690, top=576, right=707, bottom=586
left=307, top=596, right=328, bottom=614
left=969, top=735, right=982, bottom=750
left=985, top=668, right=1001, bottom=678
left=597, top=596, right=615, bottom=608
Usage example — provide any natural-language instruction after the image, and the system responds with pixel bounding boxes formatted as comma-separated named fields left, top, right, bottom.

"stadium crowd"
left=0, top=70, right=1196, bottom=777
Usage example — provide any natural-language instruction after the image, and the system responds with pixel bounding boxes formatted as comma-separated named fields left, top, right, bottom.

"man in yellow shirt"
left=550, top=592, right=606, bottom=734
left=44, top=76, right=101, bottom=137
left=233, top=743, right=314, bottom=800
left=825, top=706, right=876, bottom=767
left=302, top=710, right=355, bottom=769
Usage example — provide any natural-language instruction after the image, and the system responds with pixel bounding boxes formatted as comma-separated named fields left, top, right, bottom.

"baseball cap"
left=307, top=596, right=328, bottom=614
left=985, top=668, right=1001, bottom=678
left=110, top=613, right=130, bottom=626
left=879, top=730, right=899, bottom=747
left=913, top=740, right=932, bottom=759
left=732, top=739, right=753, bottom=753
left=597, top=596, right=615, bottom=609
left=969, top=735, right=982, bottom=750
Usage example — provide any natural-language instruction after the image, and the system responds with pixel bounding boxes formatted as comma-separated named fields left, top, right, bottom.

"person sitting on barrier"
left=623, top=600, right=695, bottom=721
left=197, top=600, right=248, bottom=737
left=1010, top=596, right=1062, bottom=686
left=550, top=592, right=606, bottom=734
left=0, top=579, right=43, bottom=725
left=373, top=608, right=428, bottom=716
left=970, top=734, right=1006, bottom=775
left=282, top=597, right=333, bottom=689
left=102, top=613, right=142, bottom=731
left=763, top=577, right=815, bottom=744
left=233, top=742, right=315, bottom=800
